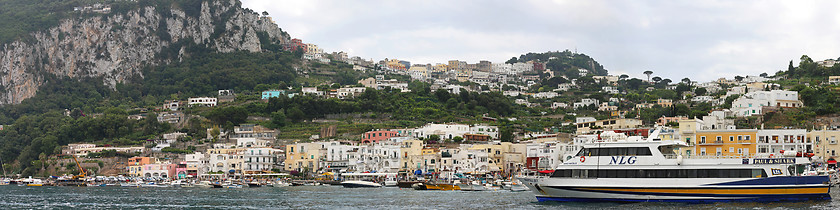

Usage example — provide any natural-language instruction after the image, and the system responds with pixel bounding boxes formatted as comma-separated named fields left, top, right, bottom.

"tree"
left=694, top=87, right=707, bottom=96
left=619, top=74, right=629, bottom=80
left=452, top=136, right=463, bottom=143
left=643, top=71, right=653, bottom=82
left=426, top=135, right=440, bottom=144
left=652, top=76, right=662, bottom=83
left=681, top=78, right=692, bottom=87
left=505, top=57, right=518, bottom=64
left=271, top=110, right=286, bottom=127
left=262, top=11, right=269, bottom=16
left=500, top=127, right=513, bottom=142
left=734, top=75, right=744, bottom=82
left=760, top=72, right=768, bottom=78
left=286, top=107, right=305, bottom=122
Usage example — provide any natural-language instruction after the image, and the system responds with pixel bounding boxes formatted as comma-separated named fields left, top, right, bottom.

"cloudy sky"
left=242, top=0, right=840, bottom=82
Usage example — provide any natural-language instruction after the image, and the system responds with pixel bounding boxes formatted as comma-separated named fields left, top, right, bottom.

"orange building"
left=694, top=129, right=758, bottom=157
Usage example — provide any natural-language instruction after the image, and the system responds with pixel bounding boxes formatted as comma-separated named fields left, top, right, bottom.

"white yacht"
left=517, top=130, right=831, bottom=202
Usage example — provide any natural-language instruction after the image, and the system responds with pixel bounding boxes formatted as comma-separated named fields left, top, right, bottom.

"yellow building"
left=469, top=142, right=527, bottom=175
left=284, top=142, right=325, bottom=172
left=809, top=129, right=840, bottom=161
left=694, top=129, right=757, bottom=157
left=387, top=59, right=406, bottom=70
left=657, top=99, right=673, bottom=107
left=400, top=139, right=424, bottom=170
left=432, top=64, right=448, bottom=72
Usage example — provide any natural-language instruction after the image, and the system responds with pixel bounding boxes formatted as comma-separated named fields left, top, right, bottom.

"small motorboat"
left=340, top=180, right=382, bottom=188
left=247, top=182, right=262, bottom=188
left=411, top=183, right=427, bottom=190
left=194, top=181, right=213, bottom=188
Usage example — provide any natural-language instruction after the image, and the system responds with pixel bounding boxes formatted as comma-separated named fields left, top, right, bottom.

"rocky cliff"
left=0, top=0, right=288, bottom=105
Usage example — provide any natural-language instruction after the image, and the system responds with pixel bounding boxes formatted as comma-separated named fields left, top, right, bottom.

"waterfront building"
left=756, top=129, right=809, bottom=156
left=244, top=147, right=280, bottom=174
left=809, top=128, right=840, bottom=162
left=324, top=141, right=357, bottom=172
left=694, top=129, right=757, bottom=157
left=361, top=130, right=400, bottom=144
left=284, top=142, right=326, bottom=173
left=350, top=142, right=401, bottom=173
left=399, top=139, right=424, bottom=172
left=185, top=152, right=207, bottom=177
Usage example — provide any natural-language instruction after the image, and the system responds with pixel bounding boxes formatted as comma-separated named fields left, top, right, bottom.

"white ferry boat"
left=517, top=130, right=830, bottom=203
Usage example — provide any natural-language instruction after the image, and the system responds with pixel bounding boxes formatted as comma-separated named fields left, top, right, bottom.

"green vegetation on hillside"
left=512, top=50, right=609, bottom=78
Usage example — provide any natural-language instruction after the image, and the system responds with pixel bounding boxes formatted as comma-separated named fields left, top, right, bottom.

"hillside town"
left=50, top=45, right=840, bottom=180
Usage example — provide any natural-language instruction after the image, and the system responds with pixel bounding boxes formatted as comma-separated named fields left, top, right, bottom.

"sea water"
left=1, top=185, right=839, bottom=209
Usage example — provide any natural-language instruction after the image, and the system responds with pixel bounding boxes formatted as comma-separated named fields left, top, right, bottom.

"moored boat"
left=340, top=180, right=382, bottom=188
left=398, top=181, right=424, bottom=188
left=517, top=129, right=831, bottom=203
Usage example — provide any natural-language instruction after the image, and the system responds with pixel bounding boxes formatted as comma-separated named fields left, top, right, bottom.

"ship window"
left=615, top=170, right=627, bottom=178
left=598, top=170, right=607, bottom=178
left=752, top=169, right=765, bottom=178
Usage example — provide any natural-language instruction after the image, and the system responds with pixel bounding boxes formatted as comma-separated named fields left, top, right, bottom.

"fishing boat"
left=517, top=129, right=831, bottom=203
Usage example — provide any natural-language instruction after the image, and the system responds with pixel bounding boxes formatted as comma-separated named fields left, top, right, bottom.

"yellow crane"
left=69, top=155, right=86, bottom=180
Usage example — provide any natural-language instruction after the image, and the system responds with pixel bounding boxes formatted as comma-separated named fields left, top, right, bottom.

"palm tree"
left=681, top=78, right=692, bottom=87
left=643, top=71, right=653, bottom=82
left=652, top=76, right=662, bottom=83
left=619, top=74, right=629, bottom=80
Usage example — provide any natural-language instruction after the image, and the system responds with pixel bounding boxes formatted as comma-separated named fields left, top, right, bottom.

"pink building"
left=361, top=130, right=399, bottom=143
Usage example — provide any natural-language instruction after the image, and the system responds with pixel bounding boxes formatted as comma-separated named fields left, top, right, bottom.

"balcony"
left=737, top=140, right=752, bottom=144
left=698, top=141, right=724, bottom=145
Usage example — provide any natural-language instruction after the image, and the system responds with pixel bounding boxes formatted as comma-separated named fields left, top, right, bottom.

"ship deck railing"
left=663, top=154, right=758, bottom=159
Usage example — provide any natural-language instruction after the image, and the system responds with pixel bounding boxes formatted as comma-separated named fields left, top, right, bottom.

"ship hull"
left=520, top=176, right=831, bottom=203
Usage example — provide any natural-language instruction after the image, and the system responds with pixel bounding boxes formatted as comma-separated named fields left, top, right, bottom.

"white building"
left=575, top=117, right=596, bottom=124
left=551, top=102, right=568, bottom=109
left=244, top=147, right=279, bottom=172
left=573, top=98, right=599, bottom=109
left=601, top=86, right=619, bottom=94
left=470, top=125, right=499, bottom=139
left=701, top=109, right=735, bottom=130
left=534, top=91, right=559, bottom=99
left=350, top=143, right=401, bottom=173
left=324, top=141, right=357, bottom=171
left=757, top=129, right=810, bottom=156
left=185, top=152, right=208, bottom=176
left=731, top=90, right=804, bottom=117
left=337, top=87, right=366, bottom=99
left=450, top=145, right=490, bottom=174
left=188, top=97, right=217, bottom=108
left=691, top=95, right=717, bottom=104
left=526, top=141, right=562, bottom=170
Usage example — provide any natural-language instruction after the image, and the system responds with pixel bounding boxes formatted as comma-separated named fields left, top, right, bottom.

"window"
left=575, top=147, right=653, bottom=156
left=729, top=136, right=734, bottom=142
left=738, top=135, right=743, bottom=141
left=551, top=169, right=765, bottom=178
left=745, top=135, right=750, bottom=140
left=729, top=147, right=734, bottom=153
left=700, top=136, right=706, bottom=144
left=737, top=148, right=743, bottom=154
left=716, top=136, right=722, bottom=142
left=716, top=148, right=722, bottom=156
